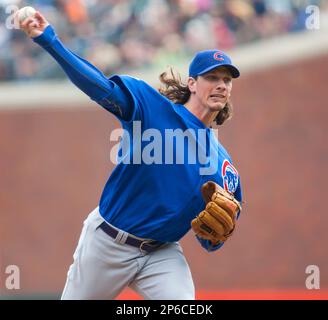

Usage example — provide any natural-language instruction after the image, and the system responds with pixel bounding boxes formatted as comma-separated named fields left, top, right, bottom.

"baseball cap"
left=189, top=50, right=240, bottom=78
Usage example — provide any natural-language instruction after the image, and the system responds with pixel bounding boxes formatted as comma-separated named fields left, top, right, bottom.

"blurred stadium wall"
left=1, top=12, right=328, bottom=300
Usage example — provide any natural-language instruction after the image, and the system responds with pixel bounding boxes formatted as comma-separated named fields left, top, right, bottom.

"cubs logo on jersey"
left=222, top=159, right=239, bottom=194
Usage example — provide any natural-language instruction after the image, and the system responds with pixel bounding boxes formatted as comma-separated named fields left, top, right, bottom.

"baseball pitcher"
left=18, top=10, right=243, bottom=300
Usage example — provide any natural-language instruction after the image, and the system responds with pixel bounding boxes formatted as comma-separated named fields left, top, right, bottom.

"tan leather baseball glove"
left=191, top=181, right=242, bottom=245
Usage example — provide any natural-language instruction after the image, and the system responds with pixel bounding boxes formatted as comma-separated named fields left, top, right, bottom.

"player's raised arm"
left=17, top=10, right=132, bottom=120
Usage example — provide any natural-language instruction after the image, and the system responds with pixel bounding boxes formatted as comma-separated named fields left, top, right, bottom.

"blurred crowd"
left=0, top=0, right=325, bottom=81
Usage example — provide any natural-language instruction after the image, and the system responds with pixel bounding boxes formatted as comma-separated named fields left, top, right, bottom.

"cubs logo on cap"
left=189, top=49, right=240, bottom=78
left=213, top=51, right=225, bottom=61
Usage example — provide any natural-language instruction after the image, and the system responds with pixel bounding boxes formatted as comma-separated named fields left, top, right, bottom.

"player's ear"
left=187, top=77, right=197, bottom=94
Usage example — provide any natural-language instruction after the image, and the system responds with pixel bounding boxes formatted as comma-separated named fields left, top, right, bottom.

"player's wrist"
left=32, top=24, right=56, bottom=46
left=210, top=239, right=223, bottom=246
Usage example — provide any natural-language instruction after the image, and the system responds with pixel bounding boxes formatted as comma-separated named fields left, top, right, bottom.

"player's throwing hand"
left=17, top=11, right=49, bottom=38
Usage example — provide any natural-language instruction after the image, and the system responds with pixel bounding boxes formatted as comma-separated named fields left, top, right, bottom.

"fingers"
left=198, top=210, right=226, bottom=235
left=35, top=11, right=49, bottom=27
left=20, top=17, right=34, bottom=29
left=35, top=11, right=45, bottom=22
left=205, top=202, right=234, bottom=231
left=18, top=11, right=46, bottom=28
left=211, top=192, right=239, bottom=219
left=20, top=17, right=40, bottom=33
left=27, top=20, right=40, bottom=29
left=201, top=181, right=218, bottom=203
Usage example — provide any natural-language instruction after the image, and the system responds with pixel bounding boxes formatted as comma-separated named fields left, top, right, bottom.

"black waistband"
left=98, top=221, right=164, bottom=253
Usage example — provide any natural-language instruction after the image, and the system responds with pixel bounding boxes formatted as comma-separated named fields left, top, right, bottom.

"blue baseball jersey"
left=33, top=25, right=243, bottom=252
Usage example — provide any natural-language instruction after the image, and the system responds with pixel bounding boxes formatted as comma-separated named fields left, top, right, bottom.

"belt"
left=98, top=221, right=164, bottom=253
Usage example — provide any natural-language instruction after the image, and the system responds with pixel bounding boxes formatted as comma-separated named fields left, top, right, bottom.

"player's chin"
left=207, top=100, right=226, bottom=112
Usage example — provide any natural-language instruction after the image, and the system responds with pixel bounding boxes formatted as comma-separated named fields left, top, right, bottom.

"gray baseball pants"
left=61, top=207, right=195, bottom=300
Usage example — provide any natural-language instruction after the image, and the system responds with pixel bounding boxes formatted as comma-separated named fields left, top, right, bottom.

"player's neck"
left=184, top=100, right=218, bottom=127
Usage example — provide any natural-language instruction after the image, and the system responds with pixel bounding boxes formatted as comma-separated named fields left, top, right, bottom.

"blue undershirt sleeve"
left=196, top=235, right=225, bottom=252
left=32, top=25, right=133, bottom=121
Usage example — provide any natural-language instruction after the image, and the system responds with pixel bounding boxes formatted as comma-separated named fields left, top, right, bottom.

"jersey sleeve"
left=32, top=25, right=134, bottom=121
left=102, top=74, right=172, bottom=125
left=196, top=235, right=225, bottom=252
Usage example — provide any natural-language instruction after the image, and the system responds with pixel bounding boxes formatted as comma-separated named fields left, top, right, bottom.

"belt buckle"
left=139, top=240, right=158, bottom=254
